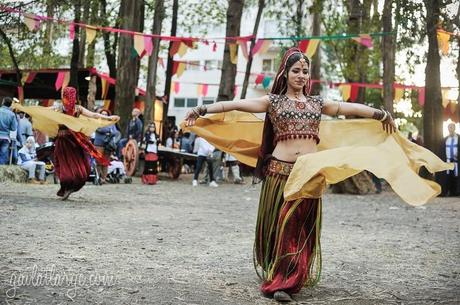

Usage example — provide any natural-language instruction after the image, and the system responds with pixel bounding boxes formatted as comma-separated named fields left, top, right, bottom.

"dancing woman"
left=51, top=87, right=119, bottom=199
left=185, top=47, right=396, bottom=302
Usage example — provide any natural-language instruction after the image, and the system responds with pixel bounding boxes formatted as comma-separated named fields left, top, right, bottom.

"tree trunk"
left=69, top=0, right=81, bottom=92
left=162, top=0, right=179, bottom=142
left=101, top=0, right=119, bottom=78
left=145, top=0, right=165, bottom=128
left=310, top=0, right=322, bottom=95
left=43, top=0, right=54, bottom=56
left=382, top=0, right=395, bottom=115
left=294, top=0, right=306, bottom=37
left=457, top=39, right=460, bottom=123
left=0, top=28, right=21, bottom=99
left=86, top=0, right=99, bottom=67
left=115, top=0, right=144, bottom=135
left=217, top=0, right=244, bottom=102
left=423, top=0, right=443, bottom=157
left=240, top=0, right=264, bottom=99
left=78, top=0, right=90, bottom=66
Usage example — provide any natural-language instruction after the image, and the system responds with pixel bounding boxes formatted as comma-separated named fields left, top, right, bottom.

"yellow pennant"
left=103, top=100, right=111, bottom=109
left=441, top=89, right=450, bottom=108
left=23, top=13, right=39, bottom=31
left=101, top=78, right=108, bottom=100
left=196, top=84, right=203, bottom=97
left=437, top=31, right=450, bottom=55
left=394, top=88, right=404, bottom=102
left=305, top=39, right=320, bottom=59
left=229, top=43, right=238, bottom=65
left=62, top=72, right=70, bottom=90
left=177, top=42, right=188, bottom=57
left=134, top=34, right=145, bottom=56
left=21, top=73, right=30, bottom=86
left=176, top=63, right=186, bottom=78
left=85, top=26, right=97, bottom=44
left=339, top=84, right=351, bottom=101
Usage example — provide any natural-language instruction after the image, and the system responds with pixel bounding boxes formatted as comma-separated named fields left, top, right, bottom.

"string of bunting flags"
left=1, top=4, right=394, bottom=61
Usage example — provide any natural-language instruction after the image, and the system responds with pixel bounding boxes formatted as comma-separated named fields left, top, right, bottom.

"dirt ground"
left=0, top=174, right=459, bottom=305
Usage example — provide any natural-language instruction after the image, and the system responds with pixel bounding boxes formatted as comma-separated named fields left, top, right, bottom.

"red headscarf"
left=254, top=47, right=311, bottom=180
left=62, top=87, right=77, bottom=116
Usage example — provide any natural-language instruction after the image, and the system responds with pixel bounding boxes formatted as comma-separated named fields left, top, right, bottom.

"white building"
left=166, top=15, right=281, bottom=122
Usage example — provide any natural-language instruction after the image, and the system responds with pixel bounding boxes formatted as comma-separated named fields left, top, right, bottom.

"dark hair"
left=2, top=97, right=13, bottom=107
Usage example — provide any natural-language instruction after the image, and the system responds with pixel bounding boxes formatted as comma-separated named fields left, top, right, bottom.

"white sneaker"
left=209, top=181, right=218, bottom=187
left=192, top=180, right=198, bottom=186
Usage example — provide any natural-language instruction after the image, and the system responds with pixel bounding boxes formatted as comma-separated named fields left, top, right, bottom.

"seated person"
left=17, top=136, right=46, bottom=184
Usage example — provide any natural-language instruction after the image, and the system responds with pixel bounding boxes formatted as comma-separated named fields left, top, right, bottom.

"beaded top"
left=267, top=94, right=323, bottom=144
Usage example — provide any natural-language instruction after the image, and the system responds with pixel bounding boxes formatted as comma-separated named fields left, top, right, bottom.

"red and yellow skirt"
left=254, top=158, right=322, bottom=295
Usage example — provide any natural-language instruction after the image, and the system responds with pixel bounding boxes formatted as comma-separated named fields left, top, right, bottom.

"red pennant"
left=202, top=84, right=209, bottom=97
left=69, top=23, right=75, bottom=40
left=212, top=41, right=217, bottom=52
left=298, top=40, right=309, bottom=53
left=350, top=84, right=359, bottom=102
left=418, top=88, right=425, bottom=107
left=255, top=74, right=264, bottom=85
left=169, top=41, right=181, bottom=57
left=172, top=61, right=179, bottom=75
left=182, top=39, right=194, bottom=48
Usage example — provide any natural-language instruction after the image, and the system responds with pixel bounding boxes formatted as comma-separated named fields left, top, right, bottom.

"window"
left=186, top=98, right=198, bottom=107
left=262, top=59, right=273, bottom=73
left=202, top=98, right=215, bottom=105
left=186, top=60, right=201, bottom=71
left=174, top=98, right=185, bottom=108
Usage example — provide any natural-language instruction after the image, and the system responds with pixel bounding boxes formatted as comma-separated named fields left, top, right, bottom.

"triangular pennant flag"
left=177, top=42, right=188, bottom=57
left=196, top=84, right=203, bottom=97
left=441, top=89, right=450, bottom=108
left=103, top=100, right=111, bottom=109
left=23, top=13, right=40, bottom=31
left=131, top=47, right=138, bottom=59
left=352, top=34, right=373, bottom=48
left=237, top=40, right=249, bottom=60
left=339, top=84, right=351, bottom=101
left=229, top=43, right=238, bottom=65
left=299, top=39, right=320, bottom=58
left=171, top=82, right=180, bottom=94
left=101, top=78, right=109, bottom=100
left=134, top=34, right=145, bottom=56
left=182, top=39, right=194, bottom=48
left=17, top=86, right=24, bottom=103
left=418, top=88, right=425, bottom=107
left=21, top=73, right=30, bottom=86
left=437, top=31, right=450, bottom=55
left=85, top=26, right=97, bottom=44
left=144, top=36, right=153, bottom=56
left=349, top=84, right=359, bottom=102
left=170, top=41, right=181, bottom=57
left=62, top=72, right=70, bottom=89
left=55, top=72, right=65, bottom=91
left=255, top=74, right=264, bottom=85
left=202, top=84, right=208, bottom=97
left=262, top=76, right=272, bottom=89
left=176, top=63, right=186, bottom=77
left=449, top=101, right=457, bottom=114
left=394, top=88, right=404, bottom=102
left=212, top=41, right=217, bottom=52
left=69, top=23, right=75, bottom=40
left=25, top=72, right=36, bottom=84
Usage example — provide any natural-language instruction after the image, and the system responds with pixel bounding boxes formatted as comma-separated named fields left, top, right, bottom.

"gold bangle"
left=335, top=102, right=341, bottom=117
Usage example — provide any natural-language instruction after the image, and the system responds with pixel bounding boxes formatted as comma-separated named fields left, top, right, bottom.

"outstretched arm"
left=322, top=100, right=397, bottom=133
left=79, top=106, right=120, bottom=122
left=185, top=95, right=270, bottom=127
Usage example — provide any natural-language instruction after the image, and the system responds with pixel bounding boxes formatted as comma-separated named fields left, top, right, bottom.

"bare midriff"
left=272, top=138, right=318, bottom=162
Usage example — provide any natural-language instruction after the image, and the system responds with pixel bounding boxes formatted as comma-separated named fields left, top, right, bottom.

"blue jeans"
left=0, top=139, right=10, bottom=165
left=193, top=155, right=214, bottom=181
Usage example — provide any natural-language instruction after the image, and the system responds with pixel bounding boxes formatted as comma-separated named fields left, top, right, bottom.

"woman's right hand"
left=185, top=109, right=199, bottom=127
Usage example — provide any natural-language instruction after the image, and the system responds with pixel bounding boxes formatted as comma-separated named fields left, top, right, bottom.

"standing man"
left=0, top=97, right=18, bottom=165
left=192, top=136, right=218, bottom=187
left=17, top=111, right=33, bottom=148
left=437, top=123, right=460, bottom=196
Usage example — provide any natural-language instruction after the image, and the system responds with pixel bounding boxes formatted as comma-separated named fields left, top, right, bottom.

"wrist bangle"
left=379, top=110, right=388, bottom=122
left=335, top=101, right=341, bottom=117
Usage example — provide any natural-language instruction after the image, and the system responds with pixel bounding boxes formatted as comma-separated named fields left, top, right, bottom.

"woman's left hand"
left=382, top=111, right=397, bottom=134
left=109, top=115, right=120, bottom=122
